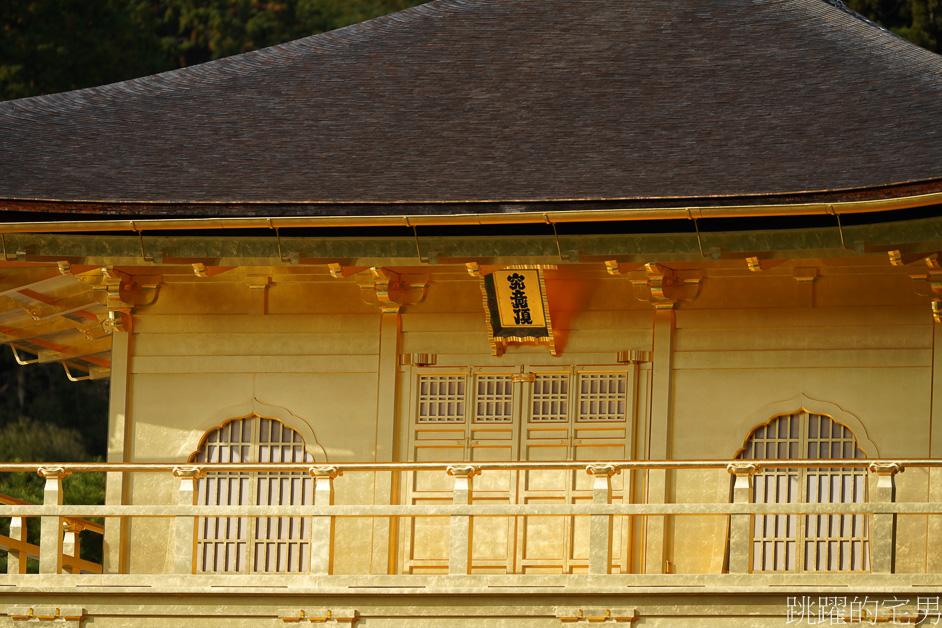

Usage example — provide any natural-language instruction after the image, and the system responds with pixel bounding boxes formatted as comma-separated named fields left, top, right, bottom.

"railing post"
left=447, top=465, right=479, bottom=575
left=38, top=467, right=69, bottom=574
left=7, top=516, right=26, bottom=574
left=726, top=463, right=759, bottom=574
left=587, top=464, right=618, bottom=575
left=62, top=522, right=83, bottom=574
left=172, top=467, right=202, bottom=575
left=869, top=462, right=903, bottom=574
left=310, top=466, right=340, bottom=575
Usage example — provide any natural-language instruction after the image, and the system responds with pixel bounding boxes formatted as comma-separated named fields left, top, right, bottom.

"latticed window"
left=737, top=411, right=869, bottom=572
left=417, top=375, right=466, bottom=423
left=576, top=372, right=628, bottom=422
left=474, top=374, right=514, bottom=422
left=190, top=415, right=314, bottom=573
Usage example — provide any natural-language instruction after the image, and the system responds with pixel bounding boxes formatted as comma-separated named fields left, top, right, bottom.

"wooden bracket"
left=631, top=263, right=702, bottom=309
left=905, top=254, right=942, bottom=322
left=95, top=267, right=162, bottom=332
left=356, top=267, right=428, bottom=314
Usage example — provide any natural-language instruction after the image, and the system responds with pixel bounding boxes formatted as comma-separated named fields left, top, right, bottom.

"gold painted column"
left=38, top=467, right=69, bottom=574
left=870, top=462, right=902, bottom=574
left=929, top=323, right=942, bottom=573
left=103, top=329, right=132, bottom=574
left=726, top=463, right=758, bottom=573
left=645, top=308, right=674, bottom=574
left=372, top=311, right=401, bottom=575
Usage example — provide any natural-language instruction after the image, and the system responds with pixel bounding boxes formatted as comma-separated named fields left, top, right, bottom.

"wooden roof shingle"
left=2, top=0, right=942, bottom=217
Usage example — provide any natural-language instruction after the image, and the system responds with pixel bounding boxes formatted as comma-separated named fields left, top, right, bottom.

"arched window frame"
left=187, top=413, right=320, bottom=574
left=735, top=408, right=870, bottom=572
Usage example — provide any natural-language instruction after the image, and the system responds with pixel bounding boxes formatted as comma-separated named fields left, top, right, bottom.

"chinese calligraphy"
left=785, top=596, right=941, bottom=625
left=507, top=273, right=533, bottom=325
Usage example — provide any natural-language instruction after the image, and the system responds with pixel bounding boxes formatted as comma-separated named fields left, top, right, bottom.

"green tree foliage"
left=0, top=0, right=166, bottom=100
left=1, top=0, right=425, bottom=101
left=0, top=417, right=106, bottom=572
left=0, top=350, right=109, bottom=458
left=846, top=0, right=941, bottom=52
left=0, top=350, right=109, bottom=571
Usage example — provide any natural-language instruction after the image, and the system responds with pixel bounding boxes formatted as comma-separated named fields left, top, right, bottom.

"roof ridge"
left=0, top=0, right=450, bottom=107
left=819, top=0, right=900, bottom=39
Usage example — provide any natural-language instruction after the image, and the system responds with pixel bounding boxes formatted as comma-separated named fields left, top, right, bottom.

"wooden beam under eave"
left=11, top=288, right=103, bottom=321
left=37, top=337, right=111, bottom=366
left=0, top=266, right=68, bottom=297
left=0, top=317, right=104, bottom=342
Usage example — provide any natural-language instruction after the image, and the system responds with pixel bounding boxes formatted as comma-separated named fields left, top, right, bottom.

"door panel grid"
left=192, top=416, right=314, bottom=573
left=404, top=367, right=633, bottom=575
left=738, top=411, right=868, bottom=572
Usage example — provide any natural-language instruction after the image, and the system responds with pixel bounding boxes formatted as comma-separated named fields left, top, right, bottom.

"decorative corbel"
left=9, top=606, right=85, bottom=625
left=95, top=267, right=161, bottom=332
left=904, top=254, right=942, bottom=322
left=279, top=608, right=359, bottom=625
left=604, top=260, right=623, bottom=276
left=327, top=263, right=368, bottom=279
left=355, top=267, right=428, bottom=314
left=399, top=352, right=437, bottom=366
left=556, top=608, right=638, bottom=624
left=631, top=263, right=701, bottom=309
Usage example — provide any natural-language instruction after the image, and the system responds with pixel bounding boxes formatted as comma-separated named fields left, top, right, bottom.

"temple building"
left=1, top=0, right=942, bottom=625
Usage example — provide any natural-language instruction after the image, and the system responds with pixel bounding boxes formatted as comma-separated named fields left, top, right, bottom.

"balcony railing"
left=0, top=492, right=103, bottom=574
left=0, top=459, right=929, bottom=579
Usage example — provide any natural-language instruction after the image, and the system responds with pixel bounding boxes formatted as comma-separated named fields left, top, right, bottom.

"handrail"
left=0, top=493, right=104, bottom=535
left=0, top=459, right=915, bottom=577
left=0, top=459, right=930, bottom=473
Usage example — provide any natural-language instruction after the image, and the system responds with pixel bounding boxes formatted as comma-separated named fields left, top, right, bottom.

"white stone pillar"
left=726, top=463, right=758, bottom=573
left=448, top=465, right=479, bottom=575
left=310, top=466, right=340, bottom=575
left=172, top=467, right=202, bottom=575
left=38, top=467, right=69, bottom=574
left=7, top=516, right=26, bottom=574
left=869, top=462, right=902, bottom=574
left=587, top=464, right=618, bottom=575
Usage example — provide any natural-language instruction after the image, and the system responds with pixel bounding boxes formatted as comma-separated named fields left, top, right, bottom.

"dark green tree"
left=0, top=0, right=166, bottom=100
left=846, top=0, right=941, bottom=52
left=1, top=0, right=426, bottom=101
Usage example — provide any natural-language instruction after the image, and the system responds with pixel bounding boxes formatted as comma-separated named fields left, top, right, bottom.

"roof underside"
left=2, top=0, right=942, bottom=217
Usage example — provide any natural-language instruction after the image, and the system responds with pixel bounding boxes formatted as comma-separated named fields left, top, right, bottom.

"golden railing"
left=0, top=492, right=103, bottom=574
left=0, top=459, right=925, bottom=576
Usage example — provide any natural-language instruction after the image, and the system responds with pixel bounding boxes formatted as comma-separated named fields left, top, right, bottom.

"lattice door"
left=739, top=411, right=868, bottom=572
left=518, top=369, right=630, bottom=574
left=404, top=369, right=520, bottom=574
left=403, top=366, right=633, bottom=574
left=192, top=416, right=314, bottom=573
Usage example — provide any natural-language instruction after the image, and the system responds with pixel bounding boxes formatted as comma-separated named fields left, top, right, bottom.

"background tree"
left=845, top=0, right=941, bottom=52
left=1, top=0, right=425, bottom=100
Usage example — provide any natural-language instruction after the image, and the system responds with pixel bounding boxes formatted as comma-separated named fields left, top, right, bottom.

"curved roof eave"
left=3, top=0, right=942, bottom=209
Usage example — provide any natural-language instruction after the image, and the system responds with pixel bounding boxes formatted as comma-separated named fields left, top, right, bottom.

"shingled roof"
left=2, top=0, right=942, bottom=218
